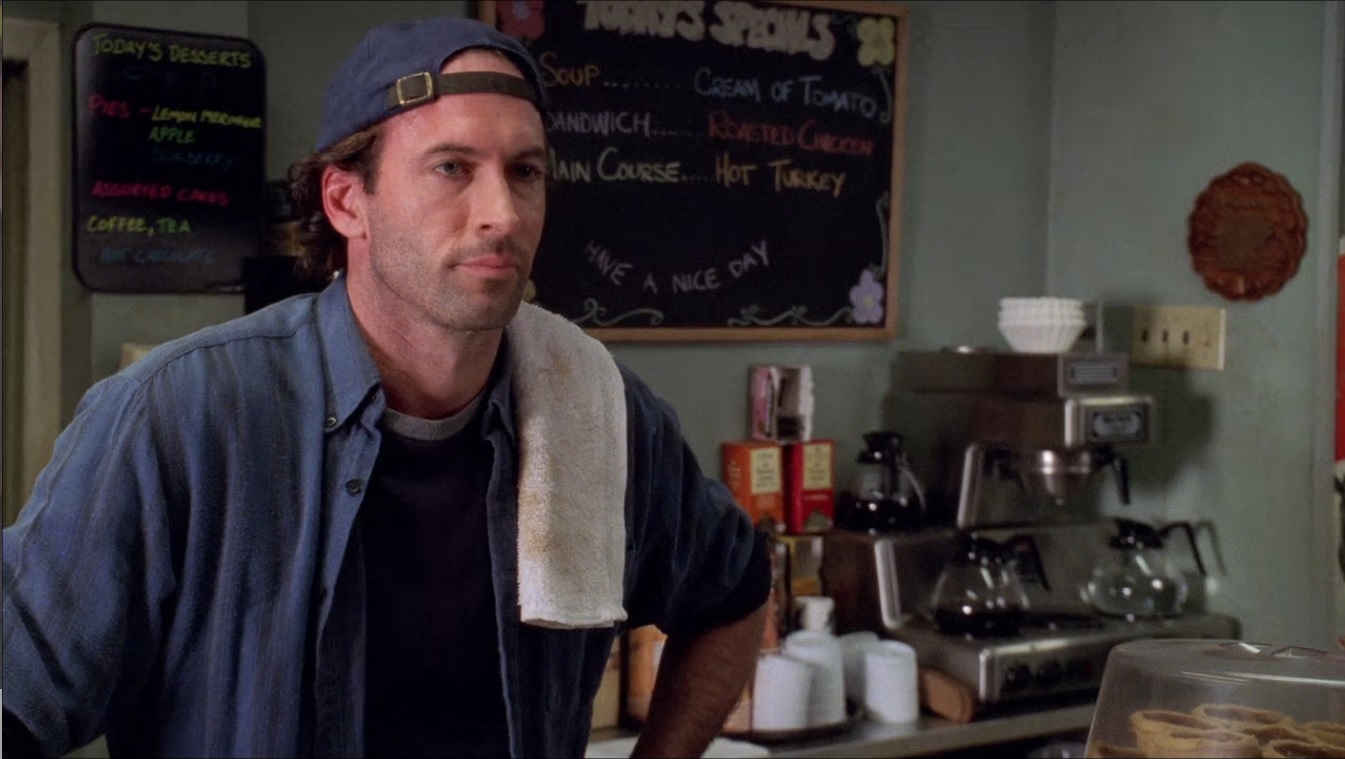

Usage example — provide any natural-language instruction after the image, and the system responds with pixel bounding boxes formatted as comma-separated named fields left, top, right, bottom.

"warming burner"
left=890, top=612, right=1240, bottom=705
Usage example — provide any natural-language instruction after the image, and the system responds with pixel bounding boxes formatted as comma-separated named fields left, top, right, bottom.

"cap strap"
left=385, top=71, right=540, bottom=111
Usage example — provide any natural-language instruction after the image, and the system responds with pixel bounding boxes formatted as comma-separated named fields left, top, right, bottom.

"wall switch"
left=1130, top=304, right=1226, bottom=370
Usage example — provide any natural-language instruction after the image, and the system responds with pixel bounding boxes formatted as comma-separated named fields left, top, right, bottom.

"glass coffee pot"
left=836, top=431, right=927, bottom=532
left=1086, top=518, right=1207, bottom=619
left=929, top=533, right=1047, bottom=638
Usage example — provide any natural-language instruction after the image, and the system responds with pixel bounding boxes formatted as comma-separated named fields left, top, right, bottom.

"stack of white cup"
left=780, top=631, right=847, bottom=727
left=861, top=640, right=920, bottom=724
left=750, top=653, right=814, bottom=731
left=751, top=593, right=921, bottom=732
left=838, top=631, right=921, bottom=725
left=750, top=626, right=846, bottom=731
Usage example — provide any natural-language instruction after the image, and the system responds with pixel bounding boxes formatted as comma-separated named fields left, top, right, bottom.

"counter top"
left=766, top=700, right=1096, bottom=758
left=590, top=699, right=1096, bottom=758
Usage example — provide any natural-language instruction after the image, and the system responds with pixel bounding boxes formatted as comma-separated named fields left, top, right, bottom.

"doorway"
left=2, top=19, right=68, bottom=527
left=3, top=60, right=29, bottom=526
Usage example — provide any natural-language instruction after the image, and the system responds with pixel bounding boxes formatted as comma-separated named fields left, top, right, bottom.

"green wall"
left=1047, top=0, right=1341, bottom=648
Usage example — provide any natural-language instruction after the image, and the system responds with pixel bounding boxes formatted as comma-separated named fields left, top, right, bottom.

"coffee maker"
left=901, top=349, right=1148, bottom=528
left=822, top=348, right=1239, bottom=708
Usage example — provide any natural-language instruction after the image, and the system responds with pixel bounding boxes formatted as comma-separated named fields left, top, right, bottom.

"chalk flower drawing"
left=501, top=0, right=545, bottom=41
left=856, top=17, right=896, bottom=67
left=849, top=269, right=884, bottom=324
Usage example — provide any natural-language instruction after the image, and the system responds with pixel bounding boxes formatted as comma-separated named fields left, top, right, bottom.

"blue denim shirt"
left=2, top=278, right=764, bottom=758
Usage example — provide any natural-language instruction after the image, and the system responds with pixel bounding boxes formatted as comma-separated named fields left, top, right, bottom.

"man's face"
left=345, top=50, right=547, bottom=333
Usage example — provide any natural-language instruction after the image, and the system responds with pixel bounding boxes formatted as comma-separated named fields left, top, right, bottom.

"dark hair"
left=287, top=126, right=384, bottom=282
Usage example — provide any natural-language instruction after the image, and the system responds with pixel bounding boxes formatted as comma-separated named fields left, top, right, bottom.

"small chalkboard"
left=72, top=23, right=266, bottom=293
left=481, top=0, right=907, bottom=341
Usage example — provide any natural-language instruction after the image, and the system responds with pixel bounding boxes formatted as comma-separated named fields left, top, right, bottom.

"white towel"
left=506, top=302, right=628, bottom=629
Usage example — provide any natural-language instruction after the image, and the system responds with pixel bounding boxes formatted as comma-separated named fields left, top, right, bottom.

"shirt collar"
left=482, top=331, right=518, bottom=443
left=316, top=274, right=518, bottom=441
left=316, top=275, right=383, bottom=427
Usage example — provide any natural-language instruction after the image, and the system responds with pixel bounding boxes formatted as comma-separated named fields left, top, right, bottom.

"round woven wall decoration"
left=1187, top=162, right=1308, bottom=301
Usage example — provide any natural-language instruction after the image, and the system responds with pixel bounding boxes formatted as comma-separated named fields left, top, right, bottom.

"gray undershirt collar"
left=381, top=394, right=485, bottom=442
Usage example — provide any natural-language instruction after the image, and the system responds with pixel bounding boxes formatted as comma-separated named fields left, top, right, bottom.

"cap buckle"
left=392, top=72, right=436, bottom=108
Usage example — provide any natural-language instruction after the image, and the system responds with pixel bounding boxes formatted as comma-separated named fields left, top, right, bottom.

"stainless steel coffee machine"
left=900, top=348, right=1150, bottom=528
left=822, top=349, right=1239, bottom=708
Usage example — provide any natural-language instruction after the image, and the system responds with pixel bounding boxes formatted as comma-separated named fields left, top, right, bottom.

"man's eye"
left=436, top=162, right=464, bottom=177
left=514, top=164, right=546, bottom=181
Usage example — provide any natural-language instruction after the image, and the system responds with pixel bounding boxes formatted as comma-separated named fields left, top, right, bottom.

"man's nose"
left=472, top=168, right=523, bottom=236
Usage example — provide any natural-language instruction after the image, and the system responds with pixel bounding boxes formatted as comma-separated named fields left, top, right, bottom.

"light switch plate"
left=1131, top=304, right=1226, bottom=370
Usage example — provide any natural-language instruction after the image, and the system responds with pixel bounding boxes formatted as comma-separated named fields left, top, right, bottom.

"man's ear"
left=321, top=165, right=368, bottom=241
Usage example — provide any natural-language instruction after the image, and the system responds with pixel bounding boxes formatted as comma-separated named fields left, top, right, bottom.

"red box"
left=721, top=440, right=785, bottom=533
left=783, top=439, right=835, bottom=534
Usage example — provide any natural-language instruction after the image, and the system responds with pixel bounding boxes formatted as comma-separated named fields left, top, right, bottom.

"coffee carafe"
left=1086, top=518, right=1207, bottom=619
left=928, top=533, right=1047, bottom=637
left=836, top=431, right=928, bottom=533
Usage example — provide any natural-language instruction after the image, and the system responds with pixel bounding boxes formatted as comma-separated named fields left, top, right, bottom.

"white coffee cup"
left=751, top=653, right=813, bottom=731
left=782, top=630, right=846, bottom=727
left=861, top=639, right=920, bottom=724
left=792, top=595, right=836, bottom=635
left=837, top=630, right=880, bottom=703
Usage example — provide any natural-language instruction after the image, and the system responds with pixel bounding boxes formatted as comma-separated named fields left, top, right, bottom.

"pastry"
left=1131, top=708, right=1226, bottom=754
left=1130, top=709, right=1225, bottom=737
left=1263, top=738, right=1345, bottom=758
left=1305, top=722, right=1345, bottom=749
left=1194, top=703, right=1293, bottom=728
left=1136, top=727, right=1261, bottom=758
left=1241, top=721, right=1318, bottom=747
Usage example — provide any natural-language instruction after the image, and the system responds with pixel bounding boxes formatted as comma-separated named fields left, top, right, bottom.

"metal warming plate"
left=890, top=612, right=1241, bottom=706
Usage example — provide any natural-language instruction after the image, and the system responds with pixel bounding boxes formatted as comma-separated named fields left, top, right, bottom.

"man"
left=1, top=15, right=769, bottom=758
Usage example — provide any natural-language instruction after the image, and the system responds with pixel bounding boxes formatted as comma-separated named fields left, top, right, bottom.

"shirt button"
left=324, top=415, right=338, bottom=430
left=345, top=479, right=363, bottom=495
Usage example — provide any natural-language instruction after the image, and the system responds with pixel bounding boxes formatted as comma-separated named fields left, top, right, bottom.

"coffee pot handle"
left=1109, top=449, right=1131, bottom=505
left=1006, top=533, right=1051, bottom=592
left=896, top=461, right=928, bottom=516
left=1159, top=521, right=1208, bottom=576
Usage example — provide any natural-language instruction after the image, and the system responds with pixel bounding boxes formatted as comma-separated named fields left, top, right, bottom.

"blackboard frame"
left=70, top=22, right=267, bottom=295
left=480, top=0, right=908, bottom=342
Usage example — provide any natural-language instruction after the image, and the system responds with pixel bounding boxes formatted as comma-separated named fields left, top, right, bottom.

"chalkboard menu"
left=481, top=0, right=907, bottom=341
left=72, top=23, right=266, bottom=293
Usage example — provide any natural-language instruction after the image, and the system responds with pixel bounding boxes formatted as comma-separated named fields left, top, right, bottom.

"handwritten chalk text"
left=149, top=147, right=236, bottom=172
left=597, top=147, right=682, bottom=183
left=89, top=33, right=251, bottom=67
left=767, top=158, right=845, bottom=198
left=85, top=216, right=193, bottom=235
left=578, top=1, right=706, bottom=41
left=549, top=110, right=651, bottom=138
left=538, top=52, right=601, bottom=87
left=706, top=111, right=875, bottom=157
left=585, top=241, right=634, bottom=286
left=708, top=1, right=835, bottom=61
left=694, top=68, right=761, bottom=102
left=88, top=94, right=131, bottom=118
left=577, top=1, right=836, bottom=61
left=98, top=247, right=215, bottom=265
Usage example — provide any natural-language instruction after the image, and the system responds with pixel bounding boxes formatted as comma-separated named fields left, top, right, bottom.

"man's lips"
left=458, top=255, right=520, bottom=272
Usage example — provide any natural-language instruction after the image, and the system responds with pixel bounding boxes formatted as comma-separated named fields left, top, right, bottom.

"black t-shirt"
left=360, top=384, right=773, bottom=758
left=360, top=403, right=510, bottom=758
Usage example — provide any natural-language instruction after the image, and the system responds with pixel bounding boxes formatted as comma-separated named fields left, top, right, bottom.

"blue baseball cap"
left=315, top=15, right=548, bottom=153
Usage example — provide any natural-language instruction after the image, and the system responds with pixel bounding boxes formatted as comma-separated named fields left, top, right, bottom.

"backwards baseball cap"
left=315, top=15, right=548, bottom=153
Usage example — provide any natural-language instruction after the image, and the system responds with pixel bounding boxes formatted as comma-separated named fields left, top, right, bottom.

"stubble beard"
left=369, top=235, right=529, bottom=334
